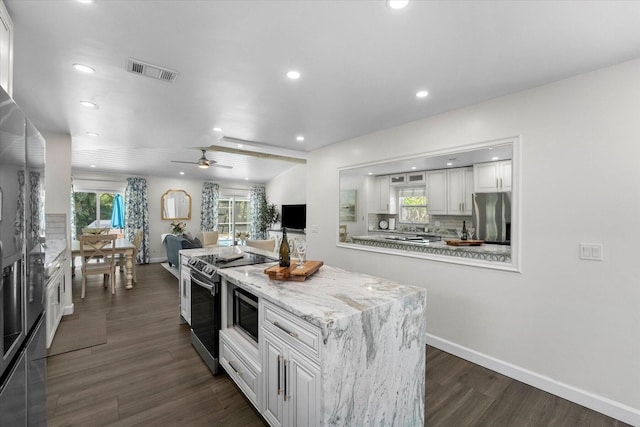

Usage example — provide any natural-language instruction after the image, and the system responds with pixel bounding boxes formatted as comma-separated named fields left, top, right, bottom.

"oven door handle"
left=190, top=274, right=215, bottom=293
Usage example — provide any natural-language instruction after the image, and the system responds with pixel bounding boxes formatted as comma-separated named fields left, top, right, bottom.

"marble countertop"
left=44, top=239, right=67, bottom=267
left=179, top=246, right=426, bottom=337
left=352, top=234, right=511, bottom=262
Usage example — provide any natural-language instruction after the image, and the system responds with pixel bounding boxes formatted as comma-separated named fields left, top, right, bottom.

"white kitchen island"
left=214, top=252, right=427, bottom=427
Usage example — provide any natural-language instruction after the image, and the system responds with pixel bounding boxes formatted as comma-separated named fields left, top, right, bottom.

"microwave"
left=233, top=287, right=259, bottom=343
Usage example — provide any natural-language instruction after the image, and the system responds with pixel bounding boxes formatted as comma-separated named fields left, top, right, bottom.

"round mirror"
left=161, top=189, right=191, bottom=220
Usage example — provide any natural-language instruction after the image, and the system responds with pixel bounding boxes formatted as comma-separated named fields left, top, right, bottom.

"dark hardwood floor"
left=46, top=263, right=629, bottom=427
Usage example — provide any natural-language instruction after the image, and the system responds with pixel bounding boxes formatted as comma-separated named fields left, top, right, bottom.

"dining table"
left=71, top=237, right=137, bottom=289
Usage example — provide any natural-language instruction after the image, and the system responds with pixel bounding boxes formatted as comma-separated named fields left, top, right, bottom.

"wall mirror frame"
left=161, top=189, right=192, bottom=220
left=337, top=136, right=521, bottom=272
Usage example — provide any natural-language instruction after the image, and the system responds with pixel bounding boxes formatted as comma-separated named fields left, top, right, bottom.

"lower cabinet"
left=262, top=330, right=320, bottom=427
left=179, top=255, right=191, bottom=325
left=46, top=253, right=68, bottom=349
left=219, top=330, right=260, bottom=407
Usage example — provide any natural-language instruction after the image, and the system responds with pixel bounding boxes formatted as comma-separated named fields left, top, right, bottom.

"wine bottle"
left=279, top=227, right=290, bottom=267
left=461, top=220, right=468, bottom=241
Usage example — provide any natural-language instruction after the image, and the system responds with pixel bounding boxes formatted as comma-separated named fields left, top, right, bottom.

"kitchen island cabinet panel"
left=219, top=262, right=426, bottom=426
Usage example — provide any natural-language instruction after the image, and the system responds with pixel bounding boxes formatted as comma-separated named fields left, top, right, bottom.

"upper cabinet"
left=447, top=167, right=474, bottom=215
left=0, top=1, right=13, bottom=97
left=389, top=172, right=426, bottom=186
left=426, top=170, right=447, bottom=215
left=427, top=167, right=473, bottom=216
left=366, top=175, right=392, bottom=214
left=473, top=160, right=512, bottom=193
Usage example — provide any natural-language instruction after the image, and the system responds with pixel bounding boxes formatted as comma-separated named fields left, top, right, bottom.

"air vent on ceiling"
left=126, top=58, right=179, bottom=83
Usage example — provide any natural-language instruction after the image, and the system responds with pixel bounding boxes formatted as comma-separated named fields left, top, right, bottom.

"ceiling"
left=6, top=1, right=640, bottom=183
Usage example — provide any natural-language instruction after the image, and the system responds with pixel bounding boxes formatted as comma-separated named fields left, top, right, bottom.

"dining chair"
left=200, top=231, right=219, bottom=247
left=81, top=227, right=111, bottom=235
left=78, top=234, right=117, bottom=299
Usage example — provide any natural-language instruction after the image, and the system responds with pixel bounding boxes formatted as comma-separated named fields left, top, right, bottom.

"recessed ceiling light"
left=90, top=164, right=96, bottom=168
left=368, top=172, right=373, bottom=175
left=213, top=127, right=222, bottom=132
left=411, top=166, right=417, bottom=170
left=179, top=171, right=185, bottom=175
left=446, top=162, right=453, bottom=166
left=492, top=156, right=499, bottom=161
left=245, top=177, right=249, bottom=181
left=86, top=131, right=99, bottom=137
left=286, top=70, right=301, bottom=80
left=387, top=0, right=409, bottom=10
left=416, top=90, right=429, bottom=98
left=73, top=63, right=95, bottom=74
left=296, top=135, right=304, bottom=142
left=80, top=101, right=98, bottom=109
left=77, top=0, right=94, bottom=3
left=237, top=144, right=243, bottom=148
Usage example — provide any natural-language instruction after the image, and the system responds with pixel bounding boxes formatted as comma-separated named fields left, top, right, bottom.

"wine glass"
left=295, top=240, right=307, bottom=269
left=468, top=227, right=475, bottom=240
left=455, top=228, right=463, bottom=239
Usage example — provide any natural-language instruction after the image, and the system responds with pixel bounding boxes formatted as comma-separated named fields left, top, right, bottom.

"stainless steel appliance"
left=188, top=250, right=276, bottom=375
left=232, top=287, right=259, bottom=343
left=0, top=87, right=47, bottom=425
left=471, top=192, right=511, bottom=245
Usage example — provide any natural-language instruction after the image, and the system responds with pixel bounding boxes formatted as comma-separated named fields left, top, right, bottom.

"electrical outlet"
left=579, top=243, right=603, bottom=261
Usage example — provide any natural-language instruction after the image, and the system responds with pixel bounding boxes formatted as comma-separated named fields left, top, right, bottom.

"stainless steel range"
left=188, top=250, right=276, bottom=375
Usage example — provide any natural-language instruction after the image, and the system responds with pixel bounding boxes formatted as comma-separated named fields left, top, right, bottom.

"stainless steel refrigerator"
left=0, top=86, right=47, bottom=426
left=471, top=192, right=511, bottom=245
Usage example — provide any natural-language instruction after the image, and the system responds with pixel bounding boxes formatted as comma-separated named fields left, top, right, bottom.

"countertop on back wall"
left=352, top=234, right=511, bottom=263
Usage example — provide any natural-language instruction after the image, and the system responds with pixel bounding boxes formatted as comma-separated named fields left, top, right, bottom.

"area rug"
left=47, top=312, right=107, bottom=357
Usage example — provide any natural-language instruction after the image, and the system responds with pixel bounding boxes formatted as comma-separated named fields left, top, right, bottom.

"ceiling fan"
left=171, top=149, right=233, bottom=169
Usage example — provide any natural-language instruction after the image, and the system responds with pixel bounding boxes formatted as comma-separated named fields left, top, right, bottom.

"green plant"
left=258, top=196, right=279, bottom=236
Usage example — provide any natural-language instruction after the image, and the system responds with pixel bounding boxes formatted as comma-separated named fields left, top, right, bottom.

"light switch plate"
left=579, top=243, right=603, bottom=261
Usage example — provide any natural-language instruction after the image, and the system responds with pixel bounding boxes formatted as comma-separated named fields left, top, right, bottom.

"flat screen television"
left=281, top=204, right=306, bottom=231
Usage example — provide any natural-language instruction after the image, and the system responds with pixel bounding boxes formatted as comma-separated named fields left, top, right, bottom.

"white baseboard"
left=63, top=303, right=74, bottom=316
left=150, top=257, right=166, bottom=263
left=426, top=334, right=640, bottom=426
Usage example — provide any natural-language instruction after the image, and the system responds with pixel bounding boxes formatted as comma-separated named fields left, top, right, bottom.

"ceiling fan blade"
left=210, top=163, right=233, bottom=169
left=171, top=160, right=198, bottom=165
left=207, top=145, right=306, bottom=164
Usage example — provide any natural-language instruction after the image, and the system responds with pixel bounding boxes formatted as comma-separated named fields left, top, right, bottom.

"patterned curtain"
left=70, top=180, right=76, bottom=240
left=15, top=171, right=25, bottom=249
left=125, top=177, right=150, bottom=263
left=29, top=171, right=42, bottom=242
left=249, top=186, right=266, bottom=239
left=200, top=182, right=219, bottom=231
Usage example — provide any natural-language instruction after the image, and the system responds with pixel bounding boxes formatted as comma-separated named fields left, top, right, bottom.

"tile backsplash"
left=368, top=213, right=472, bottom=237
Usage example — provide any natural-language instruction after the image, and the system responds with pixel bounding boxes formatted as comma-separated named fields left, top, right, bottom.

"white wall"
left=43, top=132, right=71, bottom=217
left=306, top=59, right=640, bottom=424
left=265, top=164, right=306, bottom=226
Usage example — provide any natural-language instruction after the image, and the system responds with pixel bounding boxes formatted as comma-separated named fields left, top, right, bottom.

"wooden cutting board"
left=444, top=239, right=484, bottom=246
left=264, top=260, right=324, bottom=281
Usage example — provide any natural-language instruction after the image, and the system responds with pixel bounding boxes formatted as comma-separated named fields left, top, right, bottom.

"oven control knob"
left=188, top=258, right=196, bottom=266
left=204, top=265, right=214, bottom=275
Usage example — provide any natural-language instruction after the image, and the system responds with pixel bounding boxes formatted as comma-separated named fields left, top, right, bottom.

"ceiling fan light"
left=198, top=162, right=209, bottom=169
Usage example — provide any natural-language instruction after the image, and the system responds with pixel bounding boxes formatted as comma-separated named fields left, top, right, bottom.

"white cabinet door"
left=0, top=2, right=12, bottom=96
left=474, top=161, right=511, bottom=192
left=46, top=272, right=63, bottom=349
left=426, top=170, right=447, bottom=215
left=179, top=257, right=191, bottom=324
left=287, top=347, right=321, bottom=427
left=447, top=167, right=473, bottom=215
left=376, top=176, right=390, bottom=213
left=263, top=332, right=286, bottom=427
left=262, top=328, right=321, bottom=427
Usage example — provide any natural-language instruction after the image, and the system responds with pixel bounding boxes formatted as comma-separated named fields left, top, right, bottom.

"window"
left=217, top=197, right=249, bottom=246
left=74, top=191, right=123, bottom=237
left=398, top=187, right=428, bottom=224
